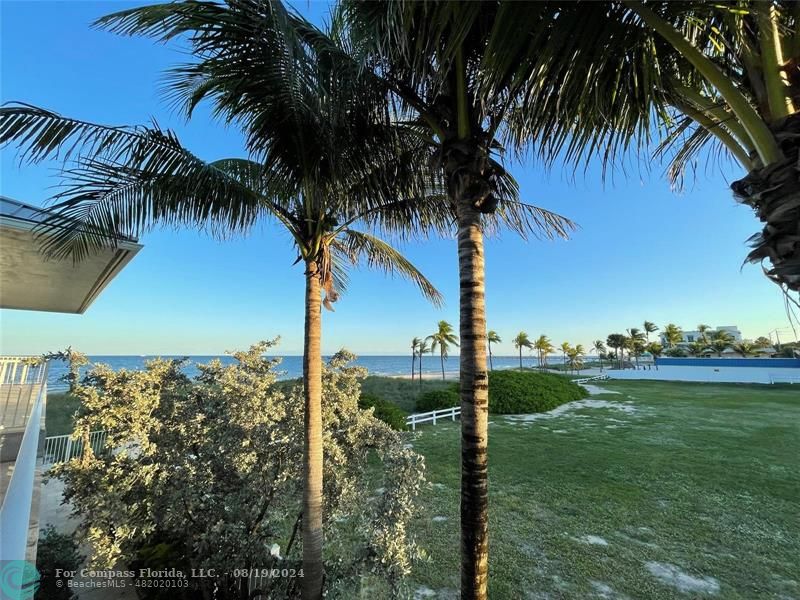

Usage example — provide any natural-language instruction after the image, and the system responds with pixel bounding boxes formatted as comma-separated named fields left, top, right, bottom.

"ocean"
left=43, top=354, right=551, bottom=391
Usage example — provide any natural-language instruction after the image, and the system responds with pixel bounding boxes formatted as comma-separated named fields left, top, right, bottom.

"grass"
left=45, top=392, right=81, bottom=436
left=404, top=380, right=800, bottom=598
left=360, top=376, right=451, bottom=413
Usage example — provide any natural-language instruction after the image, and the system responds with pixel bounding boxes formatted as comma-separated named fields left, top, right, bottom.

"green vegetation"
left=360, top=377, right=451, bottom=413
left=35, top=526, right=82, bottom=600
left=408, top=380, right=800, bottom=598
left=46, top=392, right=81, bottom=436
left=358, top=393, right=408, bottom=431
left=488, top=370, right=587, bottom=414
left=416, top=386, right=460, bottom=412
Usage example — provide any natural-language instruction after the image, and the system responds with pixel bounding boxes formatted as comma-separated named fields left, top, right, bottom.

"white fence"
left=44, top=430, right=108, bottom=465
left=573, top=374, right=609, bottom=384
left=406, top=406, right=461, bottom=430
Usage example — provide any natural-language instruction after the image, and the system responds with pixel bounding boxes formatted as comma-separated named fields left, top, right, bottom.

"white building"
left=661, top=325, right=743, bottom=346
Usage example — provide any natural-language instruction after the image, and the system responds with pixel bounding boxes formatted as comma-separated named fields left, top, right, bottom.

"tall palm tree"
left=606, top=334, right=627, bottom=369
left=512, top=2, right=800, bottom=302
left=534, top=335, right=555, bottom=369
left=567, top=344, right=585, bottom=374
left=560, top=342, right=572, bottom=370
left=697, top=324, right=712, bottom=344
left=417, top=337, right=432, bottom=386
left=593, top=340, right=606, bottom=371
left=486, top=330, right=501, bottom=371
left=626, top=328, right=647, bottom=369
left=338, top=6, right=578, bottom=594
left=411, top=337, right=422, bottom=380
left=429, top=320, right=460, bottom=381
left=662, top=323, right=684, bottom=348
left=0, top=7, right=445, bottom=598
left=643, top=321, right=659, bottom=342
left=513, top=332, right=534, bottom=369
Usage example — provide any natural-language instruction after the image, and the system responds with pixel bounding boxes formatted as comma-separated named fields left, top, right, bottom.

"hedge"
left=414, top=372, right=587, bottom=414
left=359, top=393, right=409, bottom=430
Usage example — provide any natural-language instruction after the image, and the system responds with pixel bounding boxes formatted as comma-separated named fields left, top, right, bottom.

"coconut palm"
left=708, top=330, right=735, bottom=357
left=754, top=336, right=773, bottom=349
left=337, top=6, right=582, bottom=593
left=411, top=337, right=422, bottom=379
left=429, top=320, right=460, bottom=381
left=606, top=334, right=627, bottom=369
left=662, top=323, right=684, bottom=348
left=626, top=328, right=647, bottom=369
left=593, top=340, right=606, bottom=371
left=513, top=332, right=534, bottom=369
left=567, top=345, right=585, bottom=374
left=697, top=324, right=712, bottom=344
left=560, top=342, right=572, bottom=370
left=533, top=335, right=555, bottom=369
left=486, top=330, right=501, bottom=371
left=643, top=321, right=659, bottom=342
left=512, top=2, right=800, bottom=302
left=733, top=341, right=756, bottom=357
left=417, top=338, right=432, bottom=386
left=688, top=341, right=708, bottom=357
left=0, top=7, right=446, bottom=596
left=646, top=342, right=663, bottom=369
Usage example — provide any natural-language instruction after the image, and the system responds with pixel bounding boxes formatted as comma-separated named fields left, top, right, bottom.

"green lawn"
left=405, top=380, right=799, bottom=598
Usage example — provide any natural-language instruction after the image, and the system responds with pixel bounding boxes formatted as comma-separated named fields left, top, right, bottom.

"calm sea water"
left=44, top=354, right=551, bottom=391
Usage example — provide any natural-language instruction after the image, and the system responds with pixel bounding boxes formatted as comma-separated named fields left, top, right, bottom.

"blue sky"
left=0, top=1, right=793, bottom=356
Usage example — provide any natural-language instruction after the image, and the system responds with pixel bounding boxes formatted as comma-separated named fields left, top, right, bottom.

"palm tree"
left=429, top=320, right=460, bottom=381
left=708, top=330, right=735, bottom=357
left=646, top=342, right=663, bottom=369
left=338, top=6, right=579, bottom=593
left=662, top=323, right=684, bottom=348
left=626, top=328, right=647, bottom=369
left=593, top=340, right=606, bottom=371
left=411, top=337, right=422, bottom=380
left=417, top=338, right=432, bottom=386
left=0, top=7, right=445, bottom=597
left=513, top=332, right=534, bottom=369
left=697, top=324, right=712, bottom=344
left=733, top=341, right=755, bottom=357
left=688, top=341, right=708, bottom=357
left=567, top=345, right=585, bottom=375
left=486, top=330, right=501, bottom=371
left=643, top=321, right=659, bottom=342
left=560, top=342, right=571, bottom=370
left=754, top=336, right=773, bottom=349
left=534, top=335, right=555, bottom=369
left=512, top=2, right=800, bottom=302
left=606, top=334, right=627, bottom=369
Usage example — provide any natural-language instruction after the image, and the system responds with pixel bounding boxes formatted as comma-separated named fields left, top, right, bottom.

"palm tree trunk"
left=518, top=347, right=522, bottom=369
left=411, top=352, right=416, bottom=380
left=419, top=352, right=423, bottom=387
left=456, top=201, right=489, bottom=600
left=441, top=350, right=446, bottom=381
left=301, top=260, right=324, bottom=600
left=488, top=344, right=493, bottom=371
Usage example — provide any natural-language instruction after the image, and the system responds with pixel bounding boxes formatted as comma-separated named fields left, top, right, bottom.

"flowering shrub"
left=52, top=342, right=425, bottom=599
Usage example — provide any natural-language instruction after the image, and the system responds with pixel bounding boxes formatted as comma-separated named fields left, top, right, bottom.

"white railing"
left=406, top=406, right=461, bottom=431
left=0, top=357, right=49, bottom=563
left=43, top=430, right=108, bottom=466
left=573, top=374, right=610, bottom=384
left=769, top=374, right=800, bottom=384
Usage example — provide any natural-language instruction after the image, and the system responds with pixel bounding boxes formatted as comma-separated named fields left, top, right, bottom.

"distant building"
left=661, top=325, right=743, bottom=346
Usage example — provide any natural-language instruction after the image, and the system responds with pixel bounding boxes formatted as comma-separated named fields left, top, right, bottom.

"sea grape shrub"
left=51, top=342, right=425, bottom=599
left=359, top=392, right=409, bottom=430
left=488, top=371, right=587, bottom=414
left=415, top=386, right=460, bottom=412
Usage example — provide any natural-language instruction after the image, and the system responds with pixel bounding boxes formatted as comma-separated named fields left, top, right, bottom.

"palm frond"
left=334, top=229, right=443, bottom=306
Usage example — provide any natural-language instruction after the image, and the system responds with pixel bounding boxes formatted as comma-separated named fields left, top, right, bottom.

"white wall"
left=608, top=365, right=800, bottom=384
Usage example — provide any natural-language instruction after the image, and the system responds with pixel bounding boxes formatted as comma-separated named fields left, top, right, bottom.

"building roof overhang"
left=0, top=197, right=142, bottom=314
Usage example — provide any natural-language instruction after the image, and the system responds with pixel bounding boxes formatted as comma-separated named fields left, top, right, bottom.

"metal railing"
left=43, top=430, right=108, bottom=465
left=406, top=406, right=461, bottom=431
left=1, top=356, right=48, bottom=430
